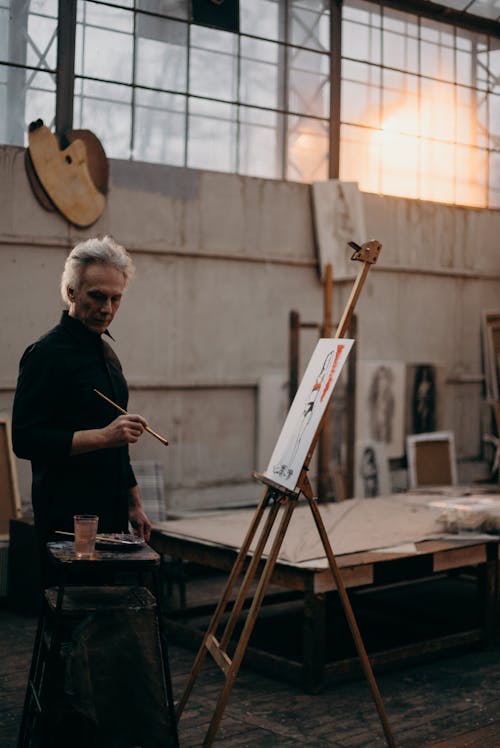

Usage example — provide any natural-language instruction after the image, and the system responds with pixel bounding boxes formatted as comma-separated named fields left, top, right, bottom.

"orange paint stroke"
left=320, top=344, right=344, bottom=403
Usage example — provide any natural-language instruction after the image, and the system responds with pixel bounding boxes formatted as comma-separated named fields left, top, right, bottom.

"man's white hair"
left=60, top=236, right=135, bottom=305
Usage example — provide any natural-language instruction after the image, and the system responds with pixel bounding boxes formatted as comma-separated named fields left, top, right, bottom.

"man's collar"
left=60, top=310, right=116, bottom=342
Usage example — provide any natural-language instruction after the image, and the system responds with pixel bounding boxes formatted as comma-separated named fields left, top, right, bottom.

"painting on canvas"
left=356, top=361, right=406, bottom=459
left=405, top=363, right=446, bottom=436
left=481, top=310, right=500, bottom=400
left=264, top=338, right=354, bottom=492
left=354, top=440, right=391, bottom=499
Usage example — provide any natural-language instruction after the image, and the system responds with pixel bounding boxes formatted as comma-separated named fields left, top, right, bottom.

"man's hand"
left=128, top=485, right=152, bottom=542
left=71, top=414, right=148, bottom=455
left=101, top=414, right=147, bottom=448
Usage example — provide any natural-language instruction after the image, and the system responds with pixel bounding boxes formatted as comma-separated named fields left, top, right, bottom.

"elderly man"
left=12, top=236, right=152, bottom=560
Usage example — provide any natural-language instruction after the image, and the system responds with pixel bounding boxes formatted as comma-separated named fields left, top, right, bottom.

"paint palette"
left=95, top=533, right=146, bottom=551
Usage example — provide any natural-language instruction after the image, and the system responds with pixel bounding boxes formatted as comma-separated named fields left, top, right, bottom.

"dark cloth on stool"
left=41, top=587, right=175, bottom=748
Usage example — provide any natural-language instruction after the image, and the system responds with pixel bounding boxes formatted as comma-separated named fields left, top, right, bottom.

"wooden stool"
left=18, top=542, right=179, bottom=748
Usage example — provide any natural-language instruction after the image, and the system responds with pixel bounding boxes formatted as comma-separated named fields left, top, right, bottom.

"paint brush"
left=94, top=388, right=169, bottom=446
left=55, top=530, right=140, bottom=545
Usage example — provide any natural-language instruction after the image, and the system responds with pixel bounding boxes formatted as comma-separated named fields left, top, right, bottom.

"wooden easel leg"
left=202, top=498, right=297, bottom=748
left=307, top=495, right=397, bottom=748
left=176, top=487, right=271, bottom=716
left=219, top=498, right=282, bottom=649
left=177, top=487, right=282, bottom=718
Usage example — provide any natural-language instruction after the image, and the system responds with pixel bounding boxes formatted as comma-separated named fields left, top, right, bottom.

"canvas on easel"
left=264, top=338, right=353, bottom=492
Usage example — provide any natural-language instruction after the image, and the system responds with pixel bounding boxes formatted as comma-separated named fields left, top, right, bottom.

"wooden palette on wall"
left=26, top=120, right=107, bottom=228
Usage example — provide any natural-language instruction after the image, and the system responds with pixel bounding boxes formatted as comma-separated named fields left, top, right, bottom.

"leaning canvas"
left=311, top=180, right=367, bottom=280
left=354, top=439, right=391, bottom=499
left=356, top=360, right=406, bottom=459
left=264, top=338, right=354, bottom=492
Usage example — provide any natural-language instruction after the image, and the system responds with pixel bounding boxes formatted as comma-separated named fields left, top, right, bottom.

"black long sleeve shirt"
left=12, top=311, right=136, bottom=539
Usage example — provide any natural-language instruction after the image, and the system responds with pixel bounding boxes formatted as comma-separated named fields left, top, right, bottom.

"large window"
left=341, top=0, right=500, bottom=207
left=0, top=0, right=58, bottom=143
left=1, top=0, right=500, bottom=207
left=74, top=0, right=331, bottom=181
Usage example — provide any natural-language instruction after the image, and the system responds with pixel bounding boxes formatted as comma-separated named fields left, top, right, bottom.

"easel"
left=289, top=263, right=357, bottom=502
left=177, top=240, right=396, bottom=748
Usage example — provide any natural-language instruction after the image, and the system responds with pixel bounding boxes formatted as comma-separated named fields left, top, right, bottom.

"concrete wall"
left=1, top=144, right=499, bottom=514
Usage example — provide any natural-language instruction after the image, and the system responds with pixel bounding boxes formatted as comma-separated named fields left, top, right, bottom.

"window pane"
left=382, top=9, right=418, bottom=73
left=240, top=0, right=280, bottom=42
left=31, top=0, right=58, bottom=13
left=77, top=1, right=133, bottom=32
left=1, top=2, right=57, bottom=69
left=342, top=17, right=381, bottom=65
left=133, top=89, right=185, bottom=165
left=455, top=144, right=487, bottom=207
left=379, top=130, right=419, bottom=198
left=456, top=31, right=487, bottom=87
left=288, top=48, right=329, bottom=117
left=488, top=151, right=500, bottom=208
left=26, top=13, right=58, bottom=69
left=76, top=3, right=133, bottom=83
left=420, top=20, right=455, bottom=82
left=488, top=91, right=500, bottom=148
left=187, top=98, right=237, bottom=172
left=137, top=0, right=187, bottom=19
left=189, top=26, right=237, bottom=101
left=240, top=37, right=279, bottom=109
left=90, top=0, right=134, bottom=7
left=382, top=70, right=419, bottom=137
left=339, top=123, right=380, bottom=194
left=420, top=139, right=455, bottom=203
left=341, top=61, right=381, bottom=128
left=0, top=65, right=55, bottom=146
left=456, top=86, right=485, bottom=147
left=289, top=0, right=330, bottom=53
left=420, top=80, right=456, bottom=142
left=239, top=106, right=282, bottom=179
left=136, top=16, right=187, bottom=92
left=287, top=114, right=328, bottom=182
left=476, top=93, right=487, bottom=141
left=489, top=47, right=500, bottom=94
left=74, top=78, right=132, bottom=158
left=475, top=43, right=490, bottom=91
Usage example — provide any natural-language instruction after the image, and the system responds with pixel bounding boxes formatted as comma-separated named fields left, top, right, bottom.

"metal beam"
left=55, top=0, right=77, bottom=138
left=373, top=0, right=500, bottom=39
left=329, top=0, right=342, bottom=180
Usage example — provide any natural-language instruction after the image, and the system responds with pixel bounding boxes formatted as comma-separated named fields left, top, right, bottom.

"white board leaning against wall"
left=311, top=180, right=366, bottom=279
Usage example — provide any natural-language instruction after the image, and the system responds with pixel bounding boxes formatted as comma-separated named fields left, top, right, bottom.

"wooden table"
left=151, top=502, right=500, bottom=692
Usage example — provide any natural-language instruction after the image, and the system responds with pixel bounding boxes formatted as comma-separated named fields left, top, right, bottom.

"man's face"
left=68, top=263, right=127, bottom=334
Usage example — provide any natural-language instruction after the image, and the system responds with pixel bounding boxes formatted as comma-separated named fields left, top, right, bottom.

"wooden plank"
left=0, top=417, right=22, bottom=535
left=323, top=629, right=484, bottom=682
left=423, top=721, right=500, bottom=747
left=205, top=635, right=232, bottom=675
left=433, top=544, right=487, bottom=572
left=313, top=563, right=374, bottom=593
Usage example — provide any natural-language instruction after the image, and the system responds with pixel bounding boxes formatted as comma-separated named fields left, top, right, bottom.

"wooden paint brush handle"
left=94, top=389, right=169, bottom=446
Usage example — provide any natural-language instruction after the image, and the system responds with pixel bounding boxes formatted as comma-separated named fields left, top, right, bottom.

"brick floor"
left=2, top=574, right=500, bottom=748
